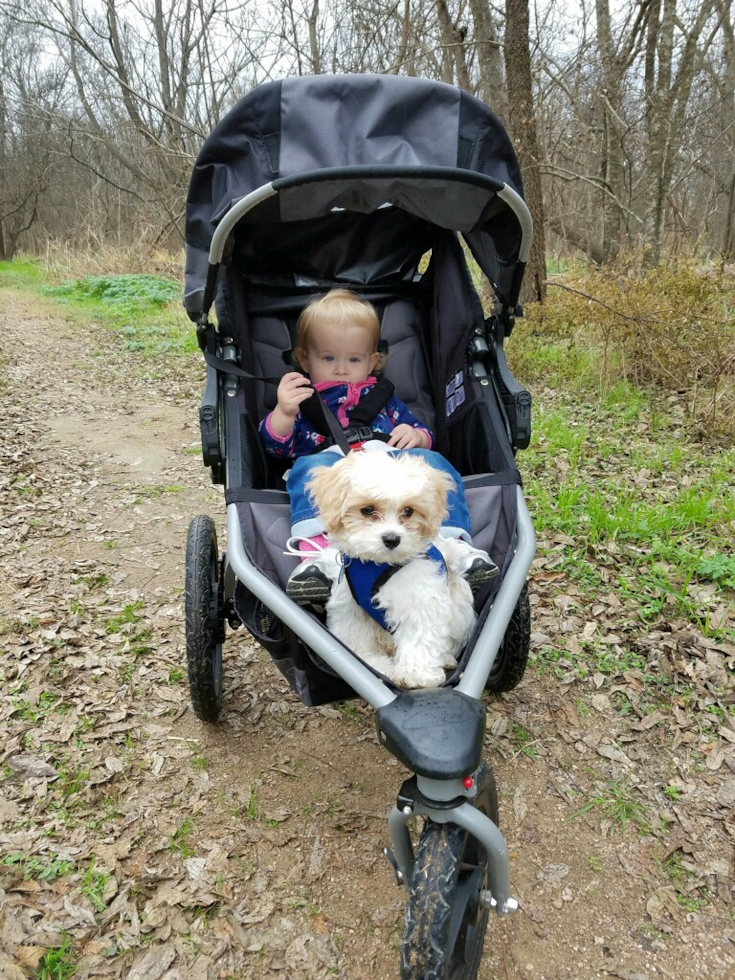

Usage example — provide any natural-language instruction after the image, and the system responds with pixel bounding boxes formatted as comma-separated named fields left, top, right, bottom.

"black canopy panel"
left=185, top=74, right=530, bottom=314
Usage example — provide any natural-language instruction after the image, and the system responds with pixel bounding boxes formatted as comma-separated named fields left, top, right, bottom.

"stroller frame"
left=226, top=486, right=535, bottom=913
left=184, top=74, right=536, bottom=977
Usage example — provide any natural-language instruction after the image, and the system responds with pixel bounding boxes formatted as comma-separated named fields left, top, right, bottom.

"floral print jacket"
left=258, top=378, right=432, bottom=458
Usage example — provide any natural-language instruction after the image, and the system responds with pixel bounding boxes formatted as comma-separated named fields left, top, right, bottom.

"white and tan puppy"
left=307, top=451, right=476, bottom=689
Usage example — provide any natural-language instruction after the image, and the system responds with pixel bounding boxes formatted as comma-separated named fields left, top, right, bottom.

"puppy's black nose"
left=382, top=532, right=401, bottom=550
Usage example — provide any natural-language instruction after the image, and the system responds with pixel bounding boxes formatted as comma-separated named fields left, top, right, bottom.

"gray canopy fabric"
left=184, top=74, right=527, bottom=315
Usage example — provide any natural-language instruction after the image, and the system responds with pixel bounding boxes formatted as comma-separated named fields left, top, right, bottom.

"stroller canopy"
left=184, top=74, right=531, bottom=317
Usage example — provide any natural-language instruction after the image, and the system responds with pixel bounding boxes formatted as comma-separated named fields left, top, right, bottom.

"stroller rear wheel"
left=485, top=582, right=530, bottom=694
left=185, top=515, right=225, bottom=722
left=401, top=763, right=498, bottom=980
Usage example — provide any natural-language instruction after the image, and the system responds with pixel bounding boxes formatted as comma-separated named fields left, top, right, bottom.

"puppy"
left=307, top=451, right=476, bottom=689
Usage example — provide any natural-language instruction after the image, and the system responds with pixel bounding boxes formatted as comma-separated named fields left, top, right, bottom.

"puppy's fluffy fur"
left=307, top=451, right=476, bottom=689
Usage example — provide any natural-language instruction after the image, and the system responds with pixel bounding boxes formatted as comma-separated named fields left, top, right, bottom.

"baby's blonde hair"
left=295, top=289, right=386, bottom=371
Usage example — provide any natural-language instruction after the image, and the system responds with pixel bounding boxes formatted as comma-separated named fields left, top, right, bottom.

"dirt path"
left=1, top=295, right=733, bottom=980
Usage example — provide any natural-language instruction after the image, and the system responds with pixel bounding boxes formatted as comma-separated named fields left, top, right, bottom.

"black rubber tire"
left=185, top=515, right=224, bottom=722
left=485, top=582, right=531, bottom=694
left=401, top=764, right=499, bottom=980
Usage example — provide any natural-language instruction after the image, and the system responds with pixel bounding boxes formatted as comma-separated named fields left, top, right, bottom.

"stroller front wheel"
left=185, top=515, right=225, bottom=722
left=400, top=763, right=498, bottom=980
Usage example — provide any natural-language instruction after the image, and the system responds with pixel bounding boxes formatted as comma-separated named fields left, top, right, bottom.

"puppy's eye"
left=402, top=507, right=414, bottom=518
left=360, top=506, right=375, bottom=517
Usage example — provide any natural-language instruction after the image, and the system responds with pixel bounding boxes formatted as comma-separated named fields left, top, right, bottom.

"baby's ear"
left=306, top=463, right=349, bottom=533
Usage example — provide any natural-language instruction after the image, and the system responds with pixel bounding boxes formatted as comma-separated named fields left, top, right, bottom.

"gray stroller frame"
left=184, top=74, right=536, bottom=978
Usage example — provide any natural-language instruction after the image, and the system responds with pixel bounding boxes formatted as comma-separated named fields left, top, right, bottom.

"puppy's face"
left=307, top=452, right=453, bottom=564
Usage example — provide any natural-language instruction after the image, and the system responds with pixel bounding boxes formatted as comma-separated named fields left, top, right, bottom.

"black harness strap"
left=201, top=350, right=283, bottom=386
left=349, top=377, right=395, bottom=426
left=299, top=377, right=395, bottom=449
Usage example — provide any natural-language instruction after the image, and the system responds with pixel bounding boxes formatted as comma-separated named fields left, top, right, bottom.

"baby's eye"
left=360, top=506, right=375, bottom=517
left=323, top=355, right=334, bottom=362
left=402, top=507, right=414, bottom=518
left=349, top=357, right=361, bottom=363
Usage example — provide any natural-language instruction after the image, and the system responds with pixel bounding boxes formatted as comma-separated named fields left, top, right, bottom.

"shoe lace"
left=283, top=536, right=341, bottom=562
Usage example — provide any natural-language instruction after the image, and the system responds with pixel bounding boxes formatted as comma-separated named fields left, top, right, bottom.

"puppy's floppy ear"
left=421, top=467, right=454, bottom=536
left=306, top=460, right=351, bottom=534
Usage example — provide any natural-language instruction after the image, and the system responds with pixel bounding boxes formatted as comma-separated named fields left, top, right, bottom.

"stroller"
left=183, top=73, right=535, bottom=979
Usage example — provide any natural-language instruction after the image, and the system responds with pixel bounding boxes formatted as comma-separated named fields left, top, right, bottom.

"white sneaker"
left=285, top=542, right=341, bottom=606
left=454, top=544, right=499, bottom=593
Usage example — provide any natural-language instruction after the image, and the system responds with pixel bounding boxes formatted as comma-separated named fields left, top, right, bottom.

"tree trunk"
left=468, top=0, right=505, bottom=115
left=595, top=0, right=626, bottom=262
left=642, top=0, right=718, bottom=264
left=504, top=0, right=546, bottom=304
left=435, top=0, right=469, bottom=88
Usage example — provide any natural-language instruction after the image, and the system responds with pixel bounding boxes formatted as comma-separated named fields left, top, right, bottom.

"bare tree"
left=0, top=13, right=67, bottom=258
left=505, top=0, right=546, bottom=303
left=640, top=0, right=722, bottom=263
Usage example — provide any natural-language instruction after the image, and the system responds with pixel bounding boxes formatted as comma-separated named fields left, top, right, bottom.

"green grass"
left=79, top=859, right=111, bottom=912
left=573, top=775, right=650, bottom=835
left=36, top=936, right=76, bottom=980
left=104, top=601, right=144, bottom=634
left=2, top=851, right=74, bottom=883
left=522, top=383, right=735, bottom=639
left=14, top=691, right=61, bottom=723
left=0, top=258, right=195, bottom=357
left=0, top=257, right=44, bottom=285
left=170, top=816, right=197, bottom=857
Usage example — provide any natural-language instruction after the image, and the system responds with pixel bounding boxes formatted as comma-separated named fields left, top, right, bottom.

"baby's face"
left=299, top=321, right=379, bottom=385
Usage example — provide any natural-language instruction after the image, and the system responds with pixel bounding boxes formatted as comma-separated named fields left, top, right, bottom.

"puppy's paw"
left=391, top=663, right=447, bottom=690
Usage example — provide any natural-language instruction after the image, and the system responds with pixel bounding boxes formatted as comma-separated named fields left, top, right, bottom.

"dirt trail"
left=1, top=295, right=733, bottom=980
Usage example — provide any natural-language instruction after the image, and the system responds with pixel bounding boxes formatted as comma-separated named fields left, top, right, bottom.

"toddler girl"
left=258, top=289, right=497, bottom=603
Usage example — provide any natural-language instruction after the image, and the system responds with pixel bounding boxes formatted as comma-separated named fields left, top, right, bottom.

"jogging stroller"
left=183, top=73, right=535, bottom=979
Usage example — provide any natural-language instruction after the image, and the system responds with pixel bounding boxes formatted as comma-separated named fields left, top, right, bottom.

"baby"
left=258, top=288, right=497, bottom=603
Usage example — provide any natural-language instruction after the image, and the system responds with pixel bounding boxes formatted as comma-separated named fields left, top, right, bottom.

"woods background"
left=1, top=0, right=734, bottom=282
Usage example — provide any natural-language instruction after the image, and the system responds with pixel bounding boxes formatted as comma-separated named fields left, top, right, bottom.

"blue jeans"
left=287, top=444, right=471, bottom=541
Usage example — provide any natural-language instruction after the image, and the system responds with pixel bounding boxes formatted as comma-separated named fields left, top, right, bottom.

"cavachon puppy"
left=307, top=451, right=476, bottom=689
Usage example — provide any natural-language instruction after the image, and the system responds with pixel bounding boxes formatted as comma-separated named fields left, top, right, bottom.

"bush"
left=517, top=261, right=735, bottom=436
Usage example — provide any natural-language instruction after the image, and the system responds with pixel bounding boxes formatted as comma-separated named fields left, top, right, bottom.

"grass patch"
left=36, top=936, right=76, bottom=980
left=104, top=601, right=144, bottom=634
left=79, top=859, right=112, bottom=912
left=522, top=384, right=735, bottom=638
left=170, top=816, right=197, bottom=857
left=42, top=273, right=177, bottom=316
left=41, top=273, right=195, bottom=356
left=2, top=851, right=74, bottom=883
left=573, top=776, right=650, bottom=835
left=0, top=257, right=194, bottom=357
left=0, top=257, right=44, bottom=285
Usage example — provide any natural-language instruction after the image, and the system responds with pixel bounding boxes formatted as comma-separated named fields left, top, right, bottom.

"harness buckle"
left=343, top=424, right=375, bottom=445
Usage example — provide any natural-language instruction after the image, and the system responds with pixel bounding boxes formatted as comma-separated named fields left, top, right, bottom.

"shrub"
left=517, top=260, right=735, bottom=436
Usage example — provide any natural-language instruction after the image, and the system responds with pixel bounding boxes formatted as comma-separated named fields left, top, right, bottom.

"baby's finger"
left=293, top=385, right=314, bottom=403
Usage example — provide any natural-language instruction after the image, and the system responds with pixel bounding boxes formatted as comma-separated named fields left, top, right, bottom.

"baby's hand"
left=276, top=372, right=313, bottom=418
left=268, top=372, right=313, bottom=438
left=388, top=424, right=429, bottom=449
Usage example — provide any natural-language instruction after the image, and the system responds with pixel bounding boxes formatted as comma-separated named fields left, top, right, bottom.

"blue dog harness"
left=343, top=544, right=446, bottom=633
